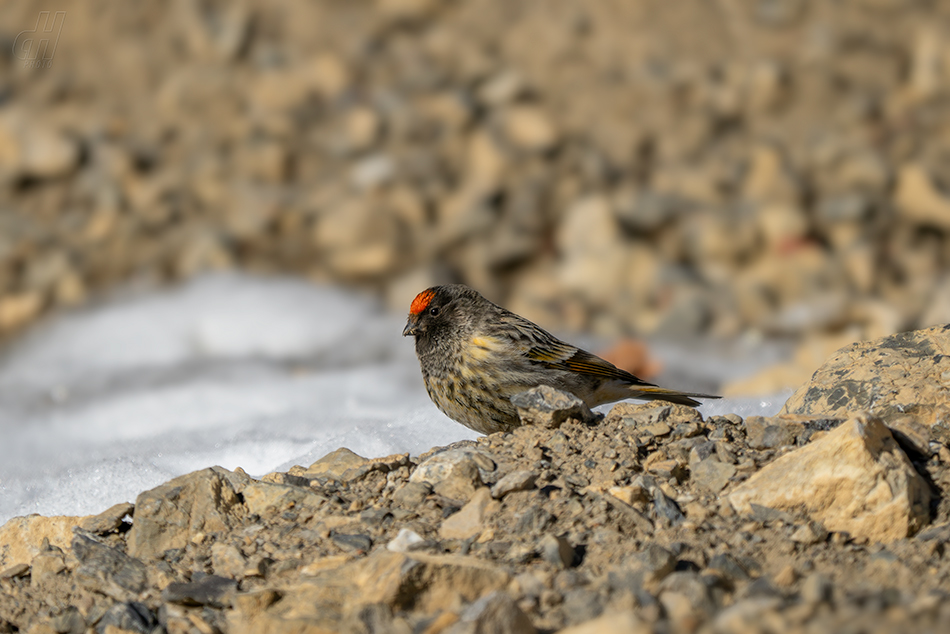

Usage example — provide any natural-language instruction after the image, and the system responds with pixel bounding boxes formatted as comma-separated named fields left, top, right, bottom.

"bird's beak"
left=402, top=316, right=418, bottom=337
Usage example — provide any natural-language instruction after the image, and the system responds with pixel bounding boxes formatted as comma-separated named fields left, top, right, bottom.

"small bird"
left=403, top=284, right=720, bottom=434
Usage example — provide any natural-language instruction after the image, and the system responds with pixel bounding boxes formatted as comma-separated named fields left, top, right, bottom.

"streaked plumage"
left=403, top=284, right=719, bottom=434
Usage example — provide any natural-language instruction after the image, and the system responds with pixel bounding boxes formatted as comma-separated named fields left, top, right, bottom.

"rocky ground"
left=2, top=326, right=949, bottom=633
left=2, top=0, right=950, bottom=368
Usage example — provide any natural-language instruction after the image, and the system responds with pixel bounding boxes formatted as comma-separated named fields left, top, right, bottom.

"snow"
left=0, top=273, right=790, bottom=525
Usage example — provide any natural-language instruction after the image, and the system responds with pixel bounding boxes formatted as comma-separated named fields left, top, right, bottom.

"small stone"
left=555, top=610, right=648, bottom=634
left=30, top=552, right=65, bottom=589
left=306, top=447, right=370, bottom=480
left=511, top=385, right=595, bottom=429
left=624, top=544, right=675, bottom=586
left=392, top=481, right=431, bottom=508
left=211, top=542, right=247, bottom=579
left=773, top=565, right=799, bottom=588
left=451, top=590, right=536, bottom=634
left=491, top=470, right=539, bottom=499
left=0, top=292, right=43, bottom=332
left=539, top=534, right=575, bottom=569
left=79, top=502, right=134, bottom=535
left=96, top=602, right=158, bottom=634
left=691, top=458, right=736, bottom=494
left=411, top=448, right=491, bottom=502
left=387, top=528, right=425, bottom=553
left=501, top=105, right=558, bottom=153
left=0, top=563, right=29, bottom=579
left=331, top=532, right=373, bottom=553
left=440, top=488, right=495, bottom=540
left=790, top=521, right=828, bottom=545
left=162, top=574, right=238, bottom=608
left=801, top=572, right=833, bottom=604
left=72, top=533, right=148, bottom=601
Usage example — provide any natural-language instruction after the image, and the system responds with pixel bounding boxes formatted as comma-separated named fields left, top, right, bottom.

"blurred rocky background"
left=1, top=0, right=949, bottom=391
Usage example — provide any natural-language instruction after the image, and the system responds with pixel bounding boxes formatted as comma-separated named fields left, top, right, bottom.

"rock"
left=410, top=448, right=492, bottom=502
left=447, top=591, right=536, bottom=634
left=539, top=534, right=575, bottom=569
left=30, top=551, right=66, bottom=589
left=441, top=488, right=496, bottom=540
left=800, top=572, right=833, bottom=604
left=622, top=543, right=676, bottom=587
left=96, top=602, right=157, bottom=634
left=242, top=480, right=326, bottom=518
left=491, top=470, right=539, bottom=499
left=79, top=502, right=134, bottom=535
left=313, top=198, right=403, bottom=279
left=691, top=458, right=736, bottom=494
left=0, top=515, right=83, bottom=568
left=127, top=467, right=247, bottom=561
left=511, top=386, right=595, bottom=429
left=894, top=163, right=950, bottom=230
left=72, top=532, right=148, bottom=602
left=712, top=597, right=785, bottom=634
left=387, top=528, right=425, bottom=553
left=306, top=447, right=370, bottom=480
left=162, top=574, right=238, bottom=608
left=556, top=611, right=649, bottom=634
left=357, top=551, right=510, bottom=613
left=211, top=542, right=247, bottom=579
left=790, top=521, right=829, bottom=545
left=0, top=292, right=44, bottom=332
left=610, top=402, right=703, bottom=428
left=501, top=105, right=558, bottom=153
left=781, top=326, right=950, bottom=439
left=392, top=481, right=431, bottom=508
left=0, top=109, right=80, bottom=180
left=730, top=414, right=930, bottom=543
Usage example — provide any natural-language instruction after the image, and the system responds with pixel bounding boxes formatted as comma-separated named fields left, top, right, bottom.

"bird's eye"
left=429, top=306, right=440, bottom=316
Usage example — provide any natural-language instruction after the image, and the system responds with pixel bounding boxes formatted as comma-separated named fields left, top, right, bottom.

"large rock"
left=781, top=325, right=950, bottom=441
left=0, top=515, right=84, bottom=568
left=729, top=414, right=930, bottom=543
left=127, top=467, right=248, bottom=561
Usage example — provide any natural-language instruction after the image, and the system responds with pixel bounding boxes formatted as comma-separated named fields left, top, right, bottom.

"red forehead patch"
left=410, top=289, right=436, bottom=315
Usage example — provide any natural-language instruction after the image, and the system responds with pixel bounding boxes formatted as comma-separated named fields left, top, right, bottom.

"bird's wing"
left=496, top=314, right=658, bottom=388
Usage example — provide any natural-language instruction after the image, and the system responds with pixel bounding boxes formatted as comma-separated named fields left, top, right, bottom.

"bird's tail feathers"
left=631, top=385, right=721, bottom=408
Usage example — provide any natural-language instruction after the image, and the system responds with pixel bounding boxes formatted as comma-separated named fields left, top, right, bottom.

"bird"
left=402, top=284, right=720, bottom=434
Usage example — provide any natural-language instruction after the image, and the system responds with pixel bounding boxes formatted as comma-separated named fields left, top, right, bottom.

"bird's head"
left=402, top=285, right=480, bottom=338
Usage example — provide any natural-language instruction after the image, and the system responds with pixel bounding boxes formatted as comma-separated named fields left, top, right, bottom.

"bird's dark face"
left=403, top=284, right=482, bottom=341
left=403, top=286, right=453, bottom=339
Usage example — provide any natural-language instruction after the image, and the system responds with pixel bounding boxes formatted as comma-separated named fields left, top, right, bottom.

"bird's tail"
left=630, top=385, right=721, bottom=408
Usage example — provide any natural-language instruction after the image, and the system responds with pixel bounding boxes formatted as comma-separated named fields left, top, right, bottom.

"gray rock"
left=801, top=572, right=833, bottom=604
left=95, top=602, right=156, bottom=634
left=392, top=481, right=431, bottom=507
left=72, top=532, right=148, bottom=601
left=410, top=448, right=494, bottom=502
left=491, top=470, right=539, bottom=499
left=162, top=574, right=238, bottom=608
left=511, top=385, right=595, bottom=429
left=624, top=543, right=676, bottom=586
left=448, top=590, right=536, bottom=634
left=540, top=534, right=575, bottom=569
left=691, top=459, right=736, bottom=494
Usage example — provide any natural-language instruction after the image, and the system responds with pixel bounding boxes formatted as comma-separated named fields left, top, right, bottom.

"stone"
left=305, top=447, right=370, bottom=480
left=712, top=597, right=785, bottom=634
left=511, top=386, right=595, bottom=429
left=357, top=551, right=510, bottom=614
left=781, top=325, right=950, bottom=438
left=440, top=488, right=496, bottom=540
left=30, top=551, right=66, bottom=589
left=447, top=591, right=536, bottom=634
left=501, top=105, right=558, bottom=153
left=539, top=534, right=574, bottom=569
left=691, top=457, right=736, bottom=494
left=0, top=515, right=83, bottom=568
left=0, top=292, right=43, bottom=332
left=211, top=542, right=247, bottom=579
left=0, top=108, right=80, bottom=179
left=387, top=528, right=425, bottom=553
left=410, top=448, right=491, bottom=502
left=242, top=480, right=327, bottom=518
left=491, top=470, right=539, bottom=499
left=127, top=467, right=247, bottom=561
left=96, top=602, right=157, bottom=634
left=72, top=533, right=148, bottom=601
left=730, top=414, right=930, bottom=543
left=801, top=572, right=833, bottom=604
left=623, top=543, right=676, bottom=587
left=790, top=521, right=829, bottom=545
left=162, top=574, right=238, bottom=608
left=80, top=502, right=134, bottom=535
left=894, top=163, right=950, bottom=230
left=556, top=611, right=649, bottom=634
left=392, top=481, right=431, bottom=508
